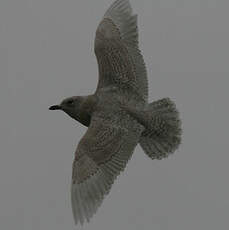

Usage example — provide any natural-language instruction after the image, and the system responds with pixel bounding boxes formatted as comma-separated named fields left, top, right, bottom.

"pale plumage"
left=95, top=0, right=148, bottom=102
left=49, top=0, right=182, bottom=225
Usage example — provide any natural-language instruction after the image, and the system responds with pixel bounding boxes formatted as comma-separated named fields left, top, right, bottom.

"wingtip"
left=105, top=0, right=133, bottom=17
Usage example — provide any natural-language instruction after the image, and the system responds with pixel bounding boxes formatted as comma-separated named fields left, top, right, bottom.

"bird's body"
left=49, top=0, right=182, bottom=225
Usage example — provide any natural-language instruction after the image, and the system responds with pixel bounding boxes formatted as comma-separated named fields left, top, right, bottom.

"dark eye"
left=67, top=99, right=74, bottom=105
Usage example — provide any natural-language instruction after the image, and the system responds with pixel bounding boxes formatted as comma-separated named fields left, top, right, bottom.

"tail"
left=139, top=98, right=182, bottom=160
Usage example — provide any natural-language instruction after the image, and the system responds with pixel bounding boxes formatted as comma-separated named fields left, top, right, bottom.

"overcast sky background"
left=1, top=0, right=229, bottom=229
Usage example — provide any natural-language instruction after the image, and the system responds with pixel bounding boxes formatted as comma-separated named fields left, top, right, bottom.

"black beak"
left=49, top=105, right=61, bottom=110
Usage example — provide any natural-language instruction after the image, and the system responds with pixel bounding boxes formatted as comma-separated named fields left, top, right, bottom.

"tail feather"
left=139, top=98, right=182, bottom=160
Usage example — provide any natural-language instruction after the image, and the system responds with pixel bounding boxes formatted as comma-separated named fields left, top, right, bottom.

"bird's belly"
left=97, top=88, right=145, bottom=111
left=95, top=90, right=145, bottom=134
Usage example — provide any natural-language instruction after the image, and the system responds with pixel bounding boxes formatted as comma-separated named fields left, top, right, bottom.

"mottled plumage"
left=49, top=0, right=182, bottom=225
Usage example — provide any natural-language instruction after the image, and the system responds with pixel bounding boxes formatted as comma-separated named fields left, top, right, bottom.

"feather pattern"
left=71, top=112, right=143, bottom=225
left=95, top=0, right=148, bottom=103
left=140, top=98, right=182, bottom=159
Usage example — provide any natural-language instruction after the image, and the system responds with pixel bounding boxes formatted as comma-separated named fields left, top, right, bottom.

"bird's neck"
left=76, top=95, right=97, bottom=127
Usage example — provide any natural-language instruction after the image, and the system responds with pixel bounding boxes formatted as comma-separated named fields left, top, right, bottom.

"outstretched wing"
left=71, top=112, right=142, bottom=225
left=94, top=0, right=148, bottom=102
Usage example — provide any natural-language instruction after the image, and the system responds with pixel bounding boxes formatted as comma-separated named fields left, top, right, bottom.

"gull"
left=49, top=0, right=182, bottom=225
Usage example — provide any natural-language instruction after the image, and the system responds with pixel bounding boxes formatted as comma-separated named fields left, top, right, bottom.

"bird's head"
left=49, top=96, right=82, bottom=120
left=49, top=95, right=95, bottom=127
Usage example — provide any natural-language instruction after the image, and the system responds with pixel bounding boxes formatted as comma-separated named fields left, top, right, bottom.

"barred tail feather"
left=139, top=98, right=182, bottom=160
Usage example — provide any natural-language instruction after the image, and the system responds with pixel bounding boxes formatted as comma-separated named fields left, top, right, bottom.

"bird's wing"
left=94, top=0, right=148, bottom=102
left=71, top=112, right=142, bottom=225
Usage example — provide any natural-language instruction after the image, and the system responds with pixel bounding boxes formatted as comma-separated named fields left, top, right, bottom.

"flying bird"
left=49, top=0, right=182, bottom=225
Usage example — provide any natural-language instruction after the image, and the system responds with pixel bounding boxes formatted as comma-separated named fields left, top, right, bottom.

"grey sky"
left=1, top=0, right=229, bottom=229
